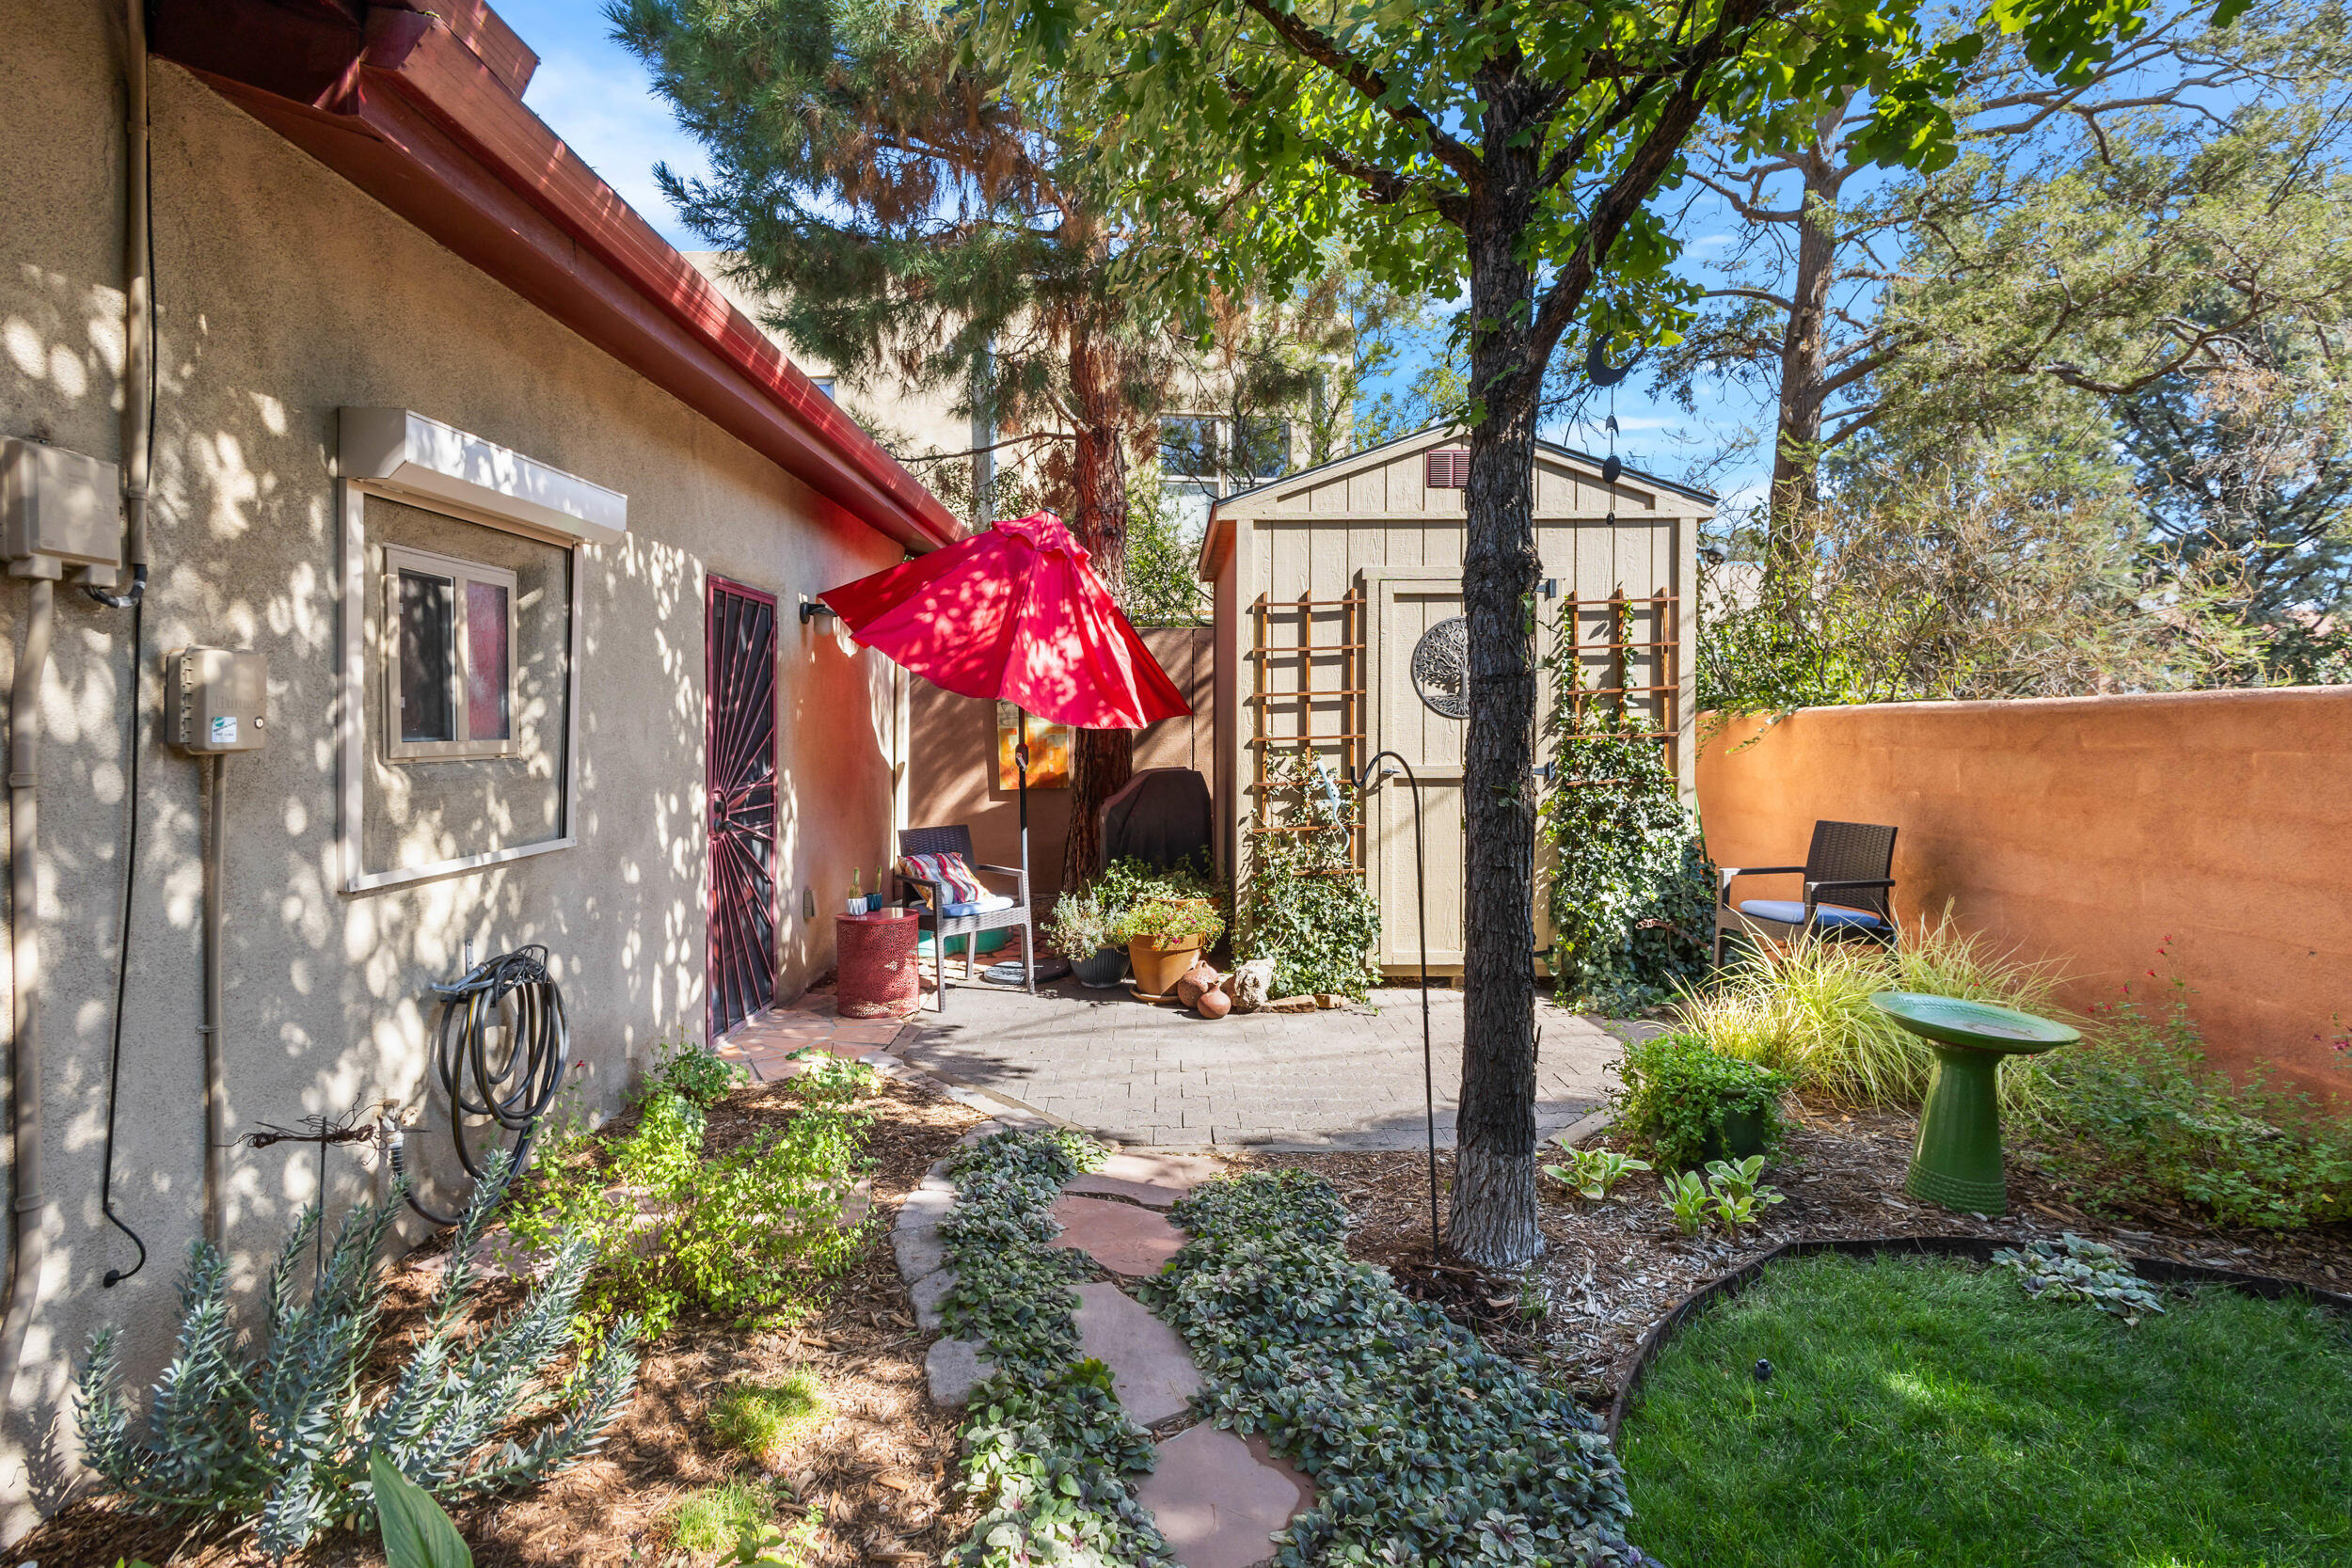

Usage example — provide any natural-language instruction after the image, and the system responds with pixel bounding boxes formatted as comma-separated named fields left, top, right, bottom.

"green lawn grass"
left=1619, top=1254, right=2352, bottom=1567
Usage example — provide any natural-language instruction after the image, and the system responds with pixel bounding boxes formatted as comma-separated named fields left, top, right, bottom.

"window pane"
left=1233, top=416, right=1292, bottom=480
left=398, top=569, right=454, bottom=742
left=466, top=578, right=511, bottom=742
left=1158, top=416, right=1220, bottom=478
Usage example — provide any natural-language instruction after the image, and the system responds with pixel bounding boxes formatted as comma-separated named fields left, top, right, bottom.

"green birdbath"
left=1870, top=991, right=2080, bottom=1215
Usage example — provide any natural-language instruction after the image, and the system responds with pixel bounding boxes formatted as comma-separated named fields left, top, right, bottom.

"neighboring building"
left=1199, top=428, right=1713, bottom=974
left=0, top=1, right=956, bottom=1537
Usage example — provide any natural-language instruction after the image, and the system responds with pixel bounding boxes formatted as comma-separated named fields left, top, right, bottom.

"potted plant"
left=846, top=868, right=866, bottom=916
left=1118, top=897, right=1228, bottom=998
left=1046, top=891, right=1125, bottom=987
left=866, top=864, right=886, bottom=912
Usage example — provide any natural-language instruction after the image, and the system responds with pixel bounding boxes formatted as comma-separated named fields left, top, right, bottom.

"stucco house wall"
left=0, top=3, right=928, bottom=1535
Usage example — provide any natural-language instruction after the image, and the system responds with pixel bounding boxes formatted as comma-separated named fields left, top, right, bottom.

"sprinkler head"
left=1754, top=1359, right=1773, bottom=1384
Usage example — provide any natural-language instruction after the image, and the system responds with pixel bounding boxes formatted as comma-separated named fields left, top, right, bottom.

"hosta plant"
left=1702, top=1156, right=1787, bottom=1230
left=1543, top=1144, right=1651, bottom=1201
left=75, top=1154, right=638, bottom=1560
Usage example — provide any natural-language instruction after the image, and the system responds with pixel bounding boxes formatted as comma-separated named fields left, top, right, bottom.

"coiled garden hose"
left=389, top=944, right=568, bottom=1225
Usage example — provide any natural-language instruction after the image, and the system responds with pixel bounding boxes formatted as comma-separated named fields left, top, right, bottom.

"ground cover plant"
left=1147, top=1169, right=1644, bottom=1567
left=2028, top=974, right=2352, bottom=1229
left=506, top=1048, right=876, bottom=1339
left=1620, top=1251, right=2352, bottom=1566
left=74, top=1156, right=638, bottom=1560
left=1677, top=915, right=2067, bottom=1113
left=938, top=1130, right=1172, bottom=1567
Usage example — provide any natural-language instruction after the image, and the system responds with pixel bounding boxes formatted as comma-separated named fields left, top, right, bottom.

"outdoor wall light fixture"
left=800, top=595, right=838, bottom=626
left=1354, top=750, right=1440, bottom=1263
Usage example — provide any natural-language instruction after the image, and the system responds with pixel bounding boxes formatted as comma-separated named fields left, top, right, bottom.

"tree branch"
left=1234, top=0, right=1482, bottom=183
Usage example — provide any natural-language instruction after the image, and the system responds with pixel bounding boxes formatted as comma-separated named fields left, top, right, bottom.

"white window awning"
left=339, top=407, right=627, bottom=546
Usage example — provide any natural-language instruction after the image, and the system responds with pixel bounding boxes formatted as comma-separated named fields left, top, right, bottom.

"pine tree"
left=613, top=0, right=1324, bottom=883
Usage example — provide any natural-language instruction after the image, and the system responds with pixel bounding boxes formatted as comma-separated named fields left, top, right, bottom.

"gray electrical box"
left=2, top=437, right=120, bottom=575
left=167, top=648, right=268, bottom=753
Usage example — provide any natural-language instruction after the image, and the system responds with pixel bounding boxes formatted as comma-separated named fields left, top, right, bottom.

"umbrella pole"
left=1016, top=711, right=1031, bottom=985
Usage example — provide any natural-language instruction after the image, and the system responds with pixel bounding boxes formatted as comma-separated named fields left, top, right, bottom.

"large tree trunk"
left=1062, top=319, right=1134, bottom=890
left=1451, top=106, right=1546, bottom=1271
left=1764, top=98, right=1851, bottom=599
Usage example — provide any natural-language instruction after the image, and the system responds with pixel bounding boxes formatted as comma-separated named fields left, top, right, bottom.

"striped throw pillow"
left=898, top=851, right=986, bottom=907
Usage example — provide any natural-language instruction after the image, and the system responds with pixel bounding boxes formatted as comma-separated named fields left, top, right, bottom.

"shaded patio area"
left=888, top=980, right=1650, bottom=1150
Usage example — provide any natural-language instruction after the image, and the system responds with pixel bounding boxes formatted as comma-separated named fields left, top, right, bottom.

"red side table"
left=836, top=908, right=921, bottom=1020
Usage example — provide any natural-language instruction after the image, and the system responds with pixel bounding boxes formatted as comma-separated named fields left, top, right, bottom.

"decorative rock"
left=1073, top=1283, right=1201, bottom=1424
left=892, top=1224, right=947, bottom=1281
left=953, top=1119, right=1007, bottom=1148
left=1262, top=993, right=1318, bottom=1014
left=909, top=1267, right=956, bottom=1333
left=1134, top=1425, right=1314, bottom=1568
left=1229, top=958, right=1275, bottom=1013
left=924, top=1336, right=995, bottom=1408
left=1063, top=1151, right=1227, bottom=1211
left=1047, top=1195, right=1187, bottom=1277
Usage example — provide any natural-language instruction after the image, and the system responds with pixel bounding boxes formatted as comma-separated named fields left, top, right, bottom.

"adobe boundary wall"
left=1696, top=688, right=2352, bottom=1103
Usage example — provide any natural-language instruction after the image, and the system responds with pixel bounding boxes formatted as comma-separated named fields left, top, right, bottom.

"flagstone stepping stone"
left=925, top=1335, right=995, bottom=1408
left=1048, top=1195, right=1186, bottom=1277
left=909, top=1267, right=956, bottom=1333
left=1073, top=1283, right=1200, bottom=1424
left=1064, top=1151, right=1230, bottom=1209
left=1134, top=1425, right=1314, bottom=1568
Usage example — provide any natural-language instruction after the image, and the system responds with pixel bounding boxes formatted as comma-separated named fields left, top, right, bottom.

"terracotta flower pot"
left=1128, top=936, right=1203, bottom=998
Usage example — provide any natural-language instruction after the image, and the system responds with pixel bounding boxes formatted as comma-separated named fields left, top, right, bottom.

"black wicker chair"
left=897, top=825, right=1034, bottom=1011
left=1713, top=819, right=1899, bottom=969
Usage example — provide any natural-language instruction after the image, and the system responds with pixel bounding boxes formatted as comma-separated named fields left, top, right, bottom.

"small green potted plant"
left=1118, top=897, right=1227, bottom=998
left=1047, top=891, right=1125, bottom=987
left=866, top=864, right=886, bottom=912
left=1610, top=1031, right=1793, bottom=1171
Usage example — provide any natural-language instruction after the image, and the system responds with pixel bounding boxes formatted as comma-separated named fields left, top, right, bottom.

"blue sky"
left=501, top=2, right=1760, bottom=507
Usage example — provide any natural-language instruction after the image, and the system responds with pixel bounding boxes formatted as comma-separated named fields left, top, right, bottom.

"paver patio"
left=892, top=978, right=1645, bottom=1149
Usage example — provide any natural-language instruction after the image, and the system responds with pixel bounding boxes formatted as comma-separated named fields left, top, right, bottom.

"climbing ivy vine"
left=1237, top=745, right=1381, bottom=1001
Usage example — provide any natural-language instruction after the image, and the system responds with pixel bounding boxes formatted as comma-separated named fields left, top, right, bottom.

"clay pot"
left=1128, top=937, right=1202, bottom=998
left=1196, top=987, right=1232, bottom=1020
left=1175, top=960, right=1221, bottom=1009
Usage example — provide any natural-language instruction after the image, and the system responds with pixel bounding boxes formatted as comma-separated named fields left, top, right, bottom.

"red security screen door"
left=706, top=577, right=779, bottom=1038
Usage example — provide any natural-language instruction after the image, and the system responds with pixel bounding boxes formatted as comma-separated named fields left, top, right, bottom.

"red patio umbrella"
left=818, top=512, right=1191, bottom=955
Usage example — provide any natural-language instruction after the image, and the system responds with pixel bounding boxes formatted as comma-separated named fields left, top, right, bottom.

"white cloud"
left=521, top=48, right=714, bottom=249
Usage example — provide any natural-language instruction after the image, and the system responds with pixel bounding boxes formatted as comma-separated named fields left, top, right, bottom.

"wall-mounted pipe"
left=200, top=755, right=225, bottom=1244
left=1, top=578, right=56, bottom=1414
left=89, top=0, right=151, bottom=611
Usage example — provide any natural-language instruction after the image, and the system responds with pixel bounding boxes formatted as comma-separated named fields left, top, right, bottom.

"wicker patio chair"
left=897, top=824, right=1035, bottom=1011
left=1713, top=819, right=1899, bottom=969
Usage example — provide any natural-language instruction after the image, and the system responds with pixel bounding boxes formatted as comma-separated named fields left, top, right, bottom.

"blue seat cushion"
left=1738, top=898, right=1887, bottom=931
left=942, top=895, right=1016, bottom=918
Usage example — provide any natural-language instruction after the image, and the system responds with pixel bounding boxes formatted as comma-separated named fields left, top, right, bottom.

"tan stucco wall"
left=1695, top=690, right=2352, bottom=1104
left=904, top=627, right=1215, bottom=913
left=0, top=13, right=912, bottom=1534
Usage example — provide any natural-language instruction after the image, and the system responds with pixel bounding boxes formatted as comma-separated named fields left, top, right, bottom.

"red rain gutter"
left=151, top=0, right=961, bottom=554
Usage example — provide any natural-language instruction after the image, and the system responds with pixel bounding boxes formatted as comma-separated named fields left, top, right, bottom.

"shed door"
left=1362, top=569, right=1469, bottom=971
left=706, top=577, right=780, bottom=1038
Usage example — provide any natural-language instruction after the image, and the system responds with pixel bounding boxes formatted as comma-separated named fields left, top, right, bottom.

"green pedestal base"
left=1906, top=1043, right=2010, bottom=1215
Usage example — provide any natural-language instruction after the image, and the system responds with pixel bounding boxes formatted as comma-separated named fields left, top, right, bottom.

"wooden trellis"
left=1246, top=592, right=1367, bottom=875
left=1558, top=587, right=1680, bottom=779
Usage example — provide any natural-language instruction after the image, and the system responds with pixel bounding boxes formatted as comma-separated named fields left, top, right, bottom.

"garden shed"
left=1197, top=428, right=1712, bottom=974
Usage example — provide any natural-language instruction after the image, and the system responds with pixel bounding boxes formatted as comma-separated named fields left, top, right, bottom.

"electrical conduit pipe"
left=1, top=579, right=55, bottom=1416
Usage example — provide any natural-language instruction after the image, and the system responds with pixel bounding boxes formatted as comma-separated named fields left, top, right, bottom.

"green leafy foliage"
left=1994, top=1233, right=2166, bottom=1325
left=1539, top=610, right=1711, bottom=1012
left=668, top=1480, right=806, bottom=1557
left=708, top=1375, right=828, bottom=1466
left=2031, top=976, right=2352, bottom=1229
left=1236, top=746, right=1380, bottom=1001
left=1090, top=852, right=1220, bottom=915
left=1043, top=889, right=1119, bottom=959
left=1663, top=1170, right=1714, bottom=1236
left=1544, top=1146, right=1653, bottom=1201
left=648, top=1034, right=747, bottom=1108
left=75, top=1156, right=638, bottom=1560
left=1149, top=1172, right=1644, bottom=1567
left=1612, top=1032, right=1794, bottom=1173
left=505, top=1067, right=874, bottom=1342
left=935, top=1132, right=1171, bottom=1567
left=1701, top=1156, right=1788, bottom=1230
left=370, top=1450, right=472, bottom=1568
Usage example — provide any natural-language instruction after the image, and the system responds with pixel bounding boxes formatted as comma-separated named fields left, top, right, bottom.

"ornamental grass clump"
left=1147, top=1170, right=1644, bottom=1568
left=75, top=1153, right=638, bottom=1560
left=938, top=1130, right=1171, bottom=1567
left=1676, top=911, right=2067, bottom=1114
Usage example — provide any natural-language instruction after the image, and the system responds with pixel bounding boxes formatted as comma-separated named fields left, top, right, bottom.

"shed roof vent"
left=1425, top=448, right=1469, bottom=489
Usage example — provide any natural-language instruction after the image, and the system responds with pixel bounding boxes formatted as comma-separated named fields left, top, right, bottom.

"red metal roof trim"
left=154, top=0, right=961, bottom=553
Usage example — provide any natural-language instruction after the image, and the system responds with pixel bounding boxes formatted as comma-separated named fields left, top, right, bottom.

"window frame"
left=380, top=542, right=519, bottom=763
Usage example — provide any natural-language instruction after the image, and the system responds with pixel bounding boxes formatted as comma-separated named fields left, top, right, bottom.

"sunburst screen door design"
left=706, top=577, right=779, bottom=1037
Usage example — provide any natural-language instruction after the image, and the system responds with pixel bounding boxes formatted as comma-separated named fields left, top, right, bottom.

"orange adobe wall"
left=1695, top=688, right=2352, bottom=1105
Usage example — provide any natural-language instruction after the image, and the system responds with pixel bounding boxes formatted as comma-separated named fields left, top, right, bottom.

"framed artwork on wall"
left=994, top=700, right=1072, bottom=788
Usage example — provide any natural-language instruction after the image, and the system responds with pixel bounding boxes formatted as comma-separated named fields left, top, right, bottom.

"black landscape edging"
left=1603, top=1233, right=2352, bottom=1442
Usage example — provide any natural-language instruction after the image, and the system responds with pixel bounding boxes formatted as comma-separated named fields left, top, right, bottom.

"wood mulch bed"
left=19, top=1069, right=987, bottom=1567
left=1263, top=1099, right=2352, bottom=1408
